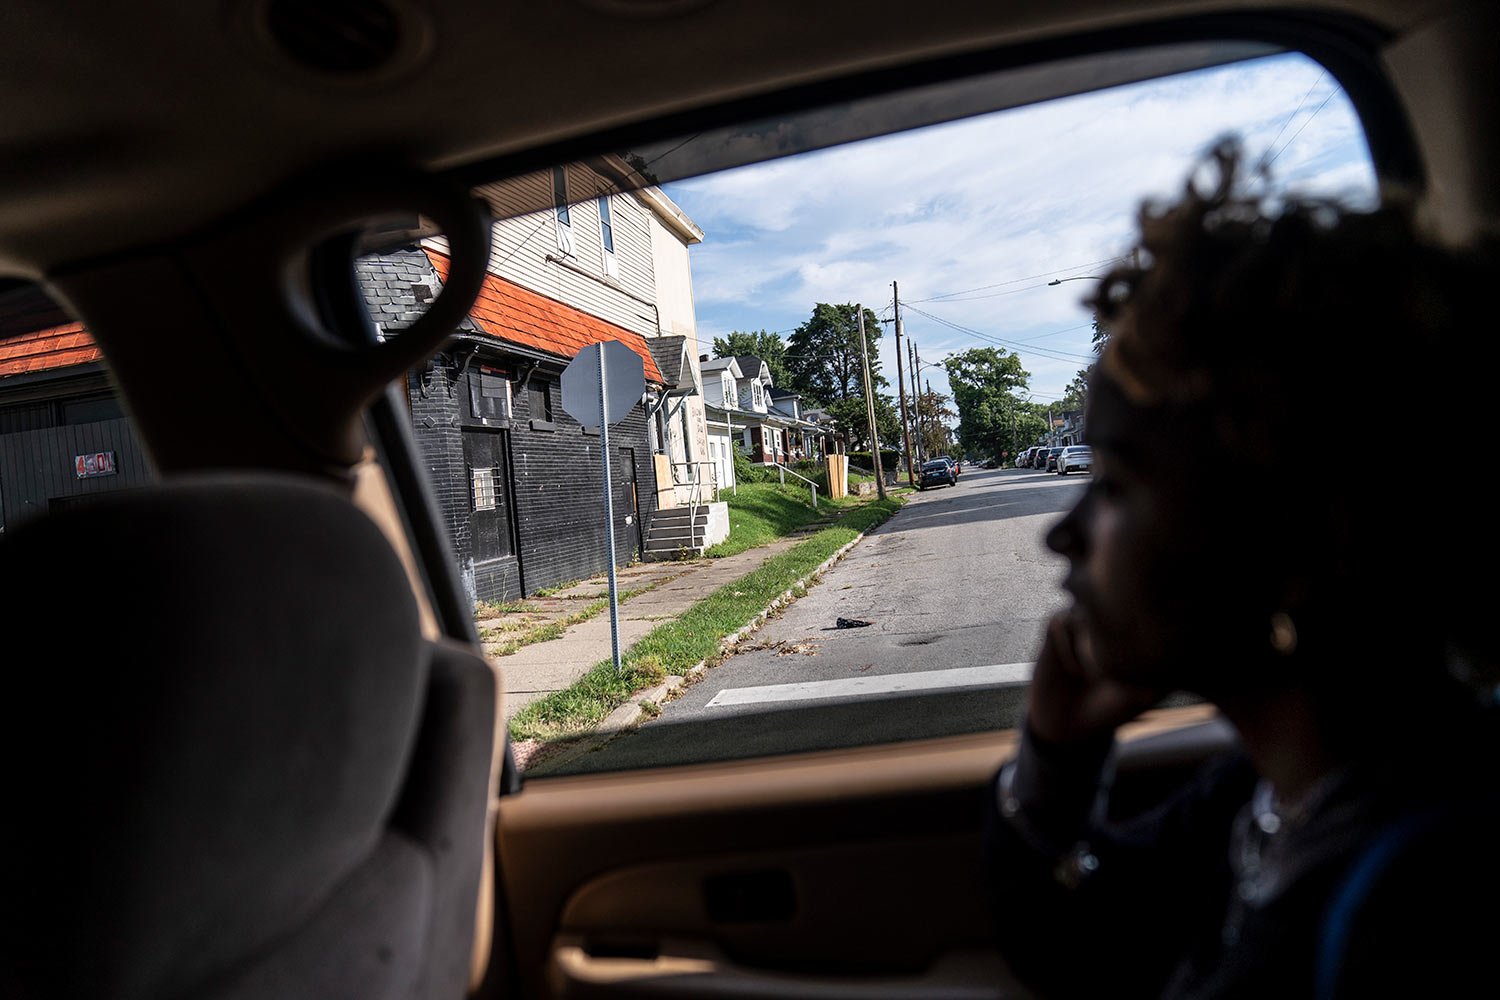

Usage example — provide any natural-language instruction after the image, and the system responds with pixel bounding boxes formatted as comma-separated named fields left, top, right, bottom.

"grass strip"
left=482, top=574, right=673, bottom=657
left=703, top=483, right=826, bottom=559
left=704, top=482, right=878, bottom=559
left=475, top=599, right=544, bottom=616
left=509, top=495, right=904, bottom=742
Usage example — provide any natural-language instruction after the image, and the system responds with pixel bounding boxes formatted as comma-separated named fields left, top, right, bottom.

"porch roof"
left=646, top=335, right=700, bottom=396
left=704, top=400, right=818, bottom=431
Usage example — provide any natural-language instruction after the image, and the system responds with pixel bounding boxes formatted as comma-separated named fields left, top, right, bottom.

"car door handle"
left=549, top=934, right=1028, bottom=999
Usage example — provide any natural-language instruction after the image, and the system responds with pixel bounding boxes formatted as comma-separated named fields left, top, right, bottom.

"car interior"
left=1, top=1, right=1494, bottom=997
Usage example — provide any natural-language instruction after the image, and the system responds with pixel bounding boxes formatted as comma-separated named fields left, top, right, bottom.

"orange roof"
left=426, top=250, right=663, bottom=384
left=1, top=259, right=666, bottom=384
left=0, top=285, right=102, bottom=378
left=0, top=321, right=102, bottom=377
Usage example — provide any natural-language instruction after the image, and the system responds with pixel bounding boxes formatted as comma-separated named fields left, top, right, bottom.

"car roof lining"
left=467, top=39, right=1288, bottom=226
left=453, top=7, right=1423, bottom=225
left=0, top=2, right=1432, bottom=282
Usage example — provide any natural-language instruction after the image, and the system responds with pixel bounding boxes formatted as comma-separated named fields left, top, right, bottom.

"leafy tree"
left=786, top=303, right=887, bottom=406
left=1092, top=312, right=1110, bottom=354
left=942, top=347, right=1030, bottom=460
left=913, top=385, right=957, bottom=459
left=825, top=394, right=900, bottom=453
left=712, top=330, right=791, bottom=387
left=1013, top=409, right=1049, bottom=452
left=1056, top=369, right=1090, bottom=415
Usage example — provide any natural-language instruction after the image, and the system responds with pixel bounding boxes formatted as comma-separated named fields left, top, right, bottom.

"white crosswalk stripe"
left=704, top=661, right=1035, bottom=708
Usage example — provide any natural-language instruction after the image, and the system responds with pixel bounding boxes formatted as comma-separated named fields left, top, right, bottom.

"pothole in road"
left=897, top=634, right=941, bottom=646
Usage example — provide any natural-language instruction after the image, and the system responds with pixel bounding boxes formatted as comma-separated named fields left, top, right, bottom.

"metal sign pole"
left=597, top=342, right=623, bottom=674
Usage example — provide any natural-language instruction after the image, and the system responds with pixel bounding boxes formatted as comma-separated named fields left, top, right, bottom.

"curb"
left=525, top=528, right=875, bottom=775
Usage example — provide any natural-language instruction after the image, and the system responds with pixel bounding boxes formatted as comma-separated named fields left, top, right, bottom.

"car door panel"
left=495, top=705, right=1222, bottom=998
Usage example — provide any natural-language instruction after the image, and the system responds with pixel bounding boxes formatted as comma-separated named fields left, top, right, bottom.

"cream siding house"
left=700, top=355, right=743, bottom=491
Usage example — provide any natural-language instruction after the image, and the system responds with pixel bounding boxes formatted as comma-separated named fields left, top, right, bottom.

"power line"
left=1015, top=322, right=1092, bottom=342
left=1257, top=70, right=1326, bottom=173
left=907, top=255, right=1131, bottom=304
left=1265, top=89, right=1339, bottom=168
left=903, top=304, right=1096, bottom=364
left=640, top=132, right=705, bottom=171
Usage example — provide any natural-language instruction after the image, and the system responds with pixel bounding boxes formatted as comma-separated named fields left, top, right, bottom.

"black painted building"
left=0, top=286, right=154, bottom=534
left=0, top=252, right=666, bottom=609
left=360, top=248, right=664, bottom=604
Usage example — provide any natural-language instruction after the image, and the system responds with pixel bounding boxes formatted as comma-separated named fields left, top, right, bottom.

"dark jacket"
left=985, top=699, right=1500, bottom=999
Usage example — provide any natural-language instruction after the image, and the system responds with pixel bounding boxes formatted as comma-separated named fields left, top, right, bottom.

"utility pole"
left=856, top=304, right=888, bottom=500
left=926, top=378, right=942, bottom=455
left=890, top=282, right=916, bottom=487
left=909, top=340, right=924, bottom=463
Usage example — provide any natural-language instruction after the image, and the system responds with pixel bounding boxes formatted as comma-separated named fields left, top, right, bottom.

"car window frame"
left=345, top=13, right=1424, bottom=787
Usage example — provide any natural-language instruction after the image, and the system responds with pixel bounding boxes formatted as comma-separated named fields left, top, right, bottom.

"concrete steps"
left=644, top=504, right=713, bottom=560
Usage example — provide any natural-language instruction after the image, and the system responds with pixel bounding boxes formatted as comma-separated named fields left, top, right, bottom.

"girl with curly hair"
left=988, top=139, right=1498, bottom=999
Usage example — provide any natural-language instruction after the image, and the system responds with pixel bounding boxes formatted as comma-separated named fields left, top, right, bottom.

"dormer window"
left=752, top=382, right=763, bottom=408
left=721, top=374, right=735, bottom=407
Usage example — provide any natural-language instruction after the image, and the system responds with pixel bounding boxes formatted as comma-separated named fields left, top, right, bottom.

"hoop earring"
left=1270, top=611, right=1298, bottom=656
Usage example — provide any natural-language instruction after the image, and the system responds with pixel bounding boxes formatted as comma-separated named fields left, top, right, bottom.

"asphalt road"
left=564, top=466, right=1089, bottom=774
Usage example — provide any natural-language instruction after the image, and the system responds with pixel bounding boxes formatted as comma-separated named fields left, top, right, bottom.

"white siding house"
left=700, top=355, right=743, bottom=490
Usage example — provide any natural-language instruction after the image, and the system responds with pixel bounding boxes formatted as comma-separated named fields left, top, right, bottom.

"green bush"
left=846, top=450, right=900, bottom=473
left=732, top=449, right=775, bottom=484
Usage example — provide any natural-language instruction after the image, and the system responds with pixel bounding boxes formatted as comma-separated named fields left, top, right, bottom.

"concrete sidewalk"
left=488, top=537, right=810, bottom=719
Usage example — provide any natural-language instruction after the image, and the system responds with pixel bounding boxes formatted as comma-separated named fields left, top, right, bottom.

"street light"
left=1048, top=250, right=1140, bottom=285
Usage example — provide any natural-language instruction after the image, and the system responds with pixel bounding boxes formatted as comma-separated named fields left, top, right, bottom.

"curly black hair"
left=1087, top=137, right=1497, bottom=690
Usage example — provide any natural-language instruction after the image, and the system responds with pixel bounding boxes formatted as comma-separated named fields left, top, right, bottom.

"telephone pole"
left=927, top=378, right=940, bottom=454
left=909, top=340, right=924, bottom=463
left=890, top=282, right=916, bottom=487
left=856, top=305, right=888, bottom=499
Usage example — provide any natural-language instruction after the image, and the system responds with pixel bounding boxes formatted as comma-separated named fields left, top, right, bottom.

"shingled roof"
left=0, top=285, right=102, bottom=378
left=2, top=256, right=668, bottom=387
left=426, top=250, right=663, bottom=384
left=647, top=335, right=702, bottom=396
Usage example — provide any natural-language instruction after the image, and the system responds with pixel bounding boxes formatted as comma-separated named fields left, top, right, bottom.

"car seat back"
left=0, top=474, right=495, bottom=1000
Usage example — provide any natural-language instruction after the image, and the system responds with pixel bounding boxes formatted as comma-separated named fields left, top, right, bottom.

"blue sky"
left=663, top=51, right=1375, bottom=412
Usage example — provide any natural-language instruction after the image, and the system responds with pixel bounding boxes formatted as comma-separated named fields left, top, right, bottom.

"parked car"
left=919, top=459, right=957, bottom=489
left=1044, top=447, right=1066, bottom=472
left=1056, top=445, right=1093, bottom=475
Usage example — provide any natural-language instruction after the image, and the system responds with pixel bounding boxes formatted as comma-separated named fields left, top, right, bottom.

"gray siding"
left=0, top=417, right=153, bottom=532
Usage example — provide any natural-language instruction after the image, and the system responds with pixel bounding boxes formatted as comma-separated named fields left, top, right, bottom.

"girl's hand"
left=1026, top=611, right=1167, bottom=746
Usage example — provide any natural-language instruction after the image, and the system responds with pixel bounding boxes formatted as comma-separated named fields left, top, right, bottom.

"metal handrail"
left=770, top=462, right=818, bottom=509
left=670, top=460, right=719, bottom=499
left=670, top=460, right=720, bottom=516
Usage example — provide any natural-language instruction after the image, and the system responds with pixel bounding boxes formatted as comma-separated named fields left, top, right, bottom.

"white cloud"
left=667, top=51, right=1375, bottom=407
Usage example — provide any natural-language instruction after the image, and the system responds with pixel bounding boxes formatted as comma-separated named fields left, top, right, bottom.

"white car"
left=1056, top=445, right=1093, bottom=475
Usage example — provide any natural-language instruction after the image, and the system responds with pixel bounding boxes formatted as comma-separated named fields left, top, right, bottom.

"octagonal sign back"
left=560, top=340, right=645, bottom=429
